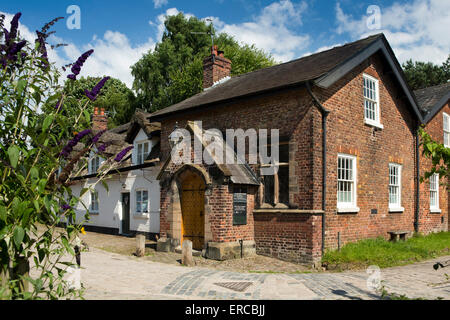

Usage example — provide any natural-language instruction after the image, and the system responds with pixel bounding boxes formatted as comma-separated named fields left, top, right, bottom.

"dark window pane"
left=263, top=174, right=274, bottom=205
left=279, top=144, right=289, bottom=163
left=278, top=166, right=289, bottom=204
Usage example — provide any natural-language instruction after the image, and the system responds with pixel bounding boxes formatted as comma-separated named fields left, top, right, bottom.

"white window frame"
left=90, top=190, right=99, bottom=214
left=389, top=164, right=404, bottom=212
left=430, top=173, right=441, bottom=213
left=363, top=74, right=383, bottom=129
left=135, top=189, right=149, bottom=215
left=337, top=154, right=359, bottom=213
left=443, top=113, right=450, bottom=148
left=89, top=155, right=102, bottom=174
left=136, top=141, right=150, bottom=165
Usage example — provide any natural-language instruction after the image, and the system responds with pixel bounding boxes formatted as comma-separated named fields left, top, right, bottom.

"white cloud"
left=147, top=1, right=310, bottom=63
left=335, top=1, right=450, bottom=64
left=218, top=0, right=310, bottom=62
left=153, top=0, right=169, bottom=9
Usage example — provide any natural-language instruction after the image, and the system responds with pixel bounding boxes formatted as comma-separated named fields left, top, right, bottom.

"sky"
left=1, top=0, right=449, bottom=88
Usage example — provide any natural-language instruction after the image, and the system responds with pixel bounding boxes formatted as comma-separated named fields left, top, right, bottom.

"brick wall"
left=254, top=212, right=322, bottom=264
left=315, top=53, right=418, bottom=249
left=419, top=102, right=450, bottom=233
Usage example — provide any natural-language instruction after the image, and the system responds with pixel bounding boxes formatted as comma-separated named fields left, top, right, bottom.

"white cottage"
left=69, top=108, right=161, bottom=239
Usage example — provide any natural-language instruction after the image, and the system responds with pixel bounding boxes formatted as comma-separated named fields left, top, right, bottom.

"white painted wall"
left=71, top=167, right=160, bottom=234
left=69, top=128, right=161, bottom=235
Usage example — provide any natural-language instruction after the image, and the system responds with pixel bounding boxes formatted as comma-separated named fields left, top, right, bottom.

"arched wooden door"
left=181, top=171, right=205, bottom=250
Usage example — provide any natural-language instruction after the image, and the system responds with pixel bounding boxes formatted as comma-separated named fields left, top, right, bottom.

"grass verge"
left=322, top=232, right=450, bottom=271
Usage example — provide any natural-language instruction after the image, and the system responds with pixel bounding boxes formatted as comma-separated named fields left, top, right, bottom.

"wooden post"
left=136, top=234, right=146, bottom=257
left=182, top=240, right=194, bottom=266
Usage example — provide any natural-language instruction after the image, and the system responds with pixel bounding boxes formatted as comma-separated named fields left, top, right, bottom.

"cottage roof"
left=414, top=82, right=450, bottom=123
left=69, top=114, right=161, bottom=180
left=125, top=109, right=161, bottom=143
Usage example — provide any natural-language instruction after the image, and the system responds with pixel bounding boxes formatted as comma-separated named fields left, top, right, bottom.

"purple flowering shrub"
left=0, top=13, right=128, bottom=300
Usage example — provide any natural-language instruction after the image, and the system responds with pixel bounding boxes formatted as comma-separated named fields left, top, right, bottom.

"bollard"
left=136, top=234, right=146, bottom=257
left=181, top=240, right=194, bottom=266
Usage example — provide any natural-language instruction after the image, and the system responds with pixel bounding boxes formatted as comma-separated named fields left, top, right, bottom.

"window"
left=136, top=190, right=149, bottom=214
left=89, top=156, right=101, bottom=174
left=90, top=191, right=99, bottom=213
left=337, top=154, right=358, bottom=211
left=430, top=174, right=440, bottom=212
left=443, top=113, right=450, bottom=148
left=363, top=74, right=382, bottom=128
left=136, top=142, right=150, bottom=165
left=389, top=164, right=403, bottom=211
left=261, top=143, right=289, bottom=207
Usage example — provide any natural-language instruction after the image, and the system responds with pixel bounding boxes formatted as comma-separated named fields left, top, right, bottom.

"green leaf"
left=30, top=167, right=39, bottom=184
left=38, top=179, right=47, bottom=193
left=13, top=226, right=24, bottom=248
left=42, top=115, right=53, bottom=132
left=7, top=145, right=19, bottom=168
left=0, top=206, right=6, bottom=223
left=16, top=79, right=27, bottom=96
left=79, top=188, right=89, bottom=198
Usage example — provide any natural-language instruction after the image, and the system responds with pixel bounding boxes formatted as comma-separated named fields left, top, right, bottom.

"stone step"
left=174, top=246, right=202, bottom=256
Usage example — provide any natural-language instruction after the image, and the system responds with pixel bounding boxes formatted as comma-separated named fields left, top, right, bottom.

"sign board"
left=233, top=187, right=247, bottom=225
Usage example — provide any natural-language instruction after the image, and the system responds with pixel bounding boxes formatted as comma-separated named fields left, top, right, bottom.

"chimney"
left=92, top=107, right=108, bottom=131
left=203, top=45, right=231, bottom=89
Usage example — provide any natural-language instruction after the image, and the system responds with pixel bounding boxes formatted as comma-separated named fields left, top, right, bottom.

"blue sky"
left=2, top=0, right=449, bottom=88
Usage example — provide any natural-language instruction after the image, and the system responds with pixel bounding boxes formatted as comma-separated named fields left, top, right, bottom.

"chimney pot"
left=92, top=107, right=108, bottom=131
left=203, top=46, right=231, bottom=89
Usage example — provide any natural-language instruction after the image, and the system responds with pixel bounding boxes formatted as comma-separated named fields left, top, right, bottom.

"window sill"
left=253, top=209, right=324, bottom=214
left=90, top=211, right=99, bottom=215
left=133, top=213, right=150, bottom=219
left=364, top=120, right=384, bottom=130
left=389, top=207, right=405, bottom=213
left=337, top=207, right=360, bottom=213
left=430, top=208, right=442, bottom=213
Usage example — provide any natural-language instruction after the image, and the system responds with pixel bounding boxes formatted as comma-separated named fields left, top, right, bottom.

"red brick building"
left=151, top=34, right=449, bottom=265
left=415, top=83, right=450, bottom=233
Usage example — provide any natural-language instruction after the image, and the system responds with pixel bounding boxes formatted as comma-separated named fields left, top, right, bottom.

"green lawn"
left=322, top=232, right=450, bottom=270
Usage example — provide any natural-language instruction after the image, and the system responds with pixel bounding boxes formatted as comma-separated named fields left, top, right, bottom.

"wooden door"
left=121, top=193, right=130, bottom=235
left=181, top=172, right=205, bottom=250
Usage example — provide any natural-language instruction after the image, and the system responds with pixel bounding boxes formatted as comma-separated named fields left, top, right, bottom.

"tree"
left=131, top=13, right=276, bottom=112
left=57, top=76, right=136, bottom=128
left=402, top=55, right=450, bottom=90
left=0, top=13, right=129, bottom=299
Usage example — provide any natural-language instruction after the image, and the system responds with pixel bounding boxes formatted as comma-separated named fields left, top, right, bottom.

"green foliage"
left=131, top=13, right=276, bottom=112
left=0, top=13, right=119, bottom=300
left=322, top=232, right=450, bottom=270
left=45, top=76, right=136, bottom=128
left=402, top=55, right=450, bottom=90
left=419, top=127, right=450, bottom=183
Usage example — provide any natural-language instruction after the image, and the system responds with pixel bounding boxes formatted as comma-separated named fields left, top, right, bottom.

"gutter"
left=306, top=81, right=330, bottom=255
left=71, top=160, right=159, bottom=181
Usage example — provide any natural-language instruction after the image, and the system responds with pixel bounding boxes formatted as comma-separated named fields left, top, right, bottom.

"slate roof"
left=125, top=109, right=161, bottom=143
left=414, top=82, right=450, bottom=117
left=150, top=33, right=386, bottom=119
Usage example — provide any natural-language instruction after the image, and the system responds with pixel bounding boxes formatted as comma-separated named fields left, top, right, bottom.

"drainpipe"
left=306, top=82, right=330, bottom=255
left=414, top=123, right=420, bottom=233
